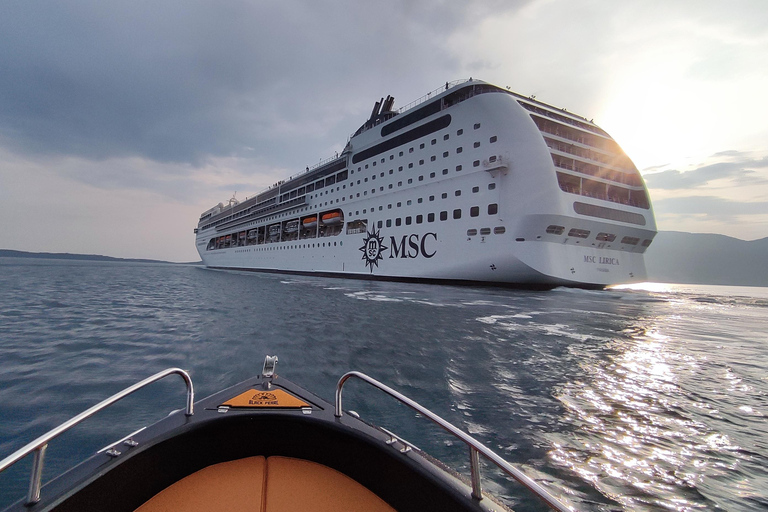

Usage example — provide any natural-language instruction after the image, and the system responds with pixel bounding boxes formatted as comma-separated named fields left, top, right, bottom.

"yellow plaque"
left=222, top=388, right=310, bottom=408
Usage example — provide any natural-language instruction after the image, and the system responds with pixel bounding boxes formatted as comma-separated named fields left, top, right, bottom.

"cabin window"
left=470, top=206, right=479, bottom=217
left=490, top=136, right=497, bottom=143
left=443, top=151, right=449, bottom=157
left=455, top=190, right=461, bottom=196
left=467, top=229, right=477, bottom=236
left=428, top=213, right=435, bottom=222
left=480, top=228, right=491, bottom=235
left=474, top=123, right=481, bottom=129
left=568, top=228, right=590, bottom=239
left=488, top=183, right=495, bottom=190
left=456, top=165, right=462, bottom=172
left=316, top=181, right=324, bottom=190
left=474, top=142, right=480, bottom=148
left=416, top=215, right=423, bottom=224
left=336, top=170, right=348, bottom=182
left=473, top=160, right=480, bottom=167
left=386, top=219, right=392, bottom=227
left=395, top=218, right=402, bottom=226
left=444, top=134, right=449, bottom=141
left=405, top=216, right=412, bottom=225
left=488, top=203, right=498, bottom=215
left=596, top=232, right=616, bottom=242
left=457, top=147, right=463, bottom=153
left=440, top=211, right=448, bottom=221
left=621, top=236, right=640, bottom=245
left=453, top=209, right=461, bottom=219
left=494, top=226, right=505, bottom=234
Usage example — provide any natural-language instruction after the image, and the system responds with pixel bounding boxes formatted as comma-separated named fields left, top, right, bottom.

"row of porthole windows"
left=351, top=199, right=497, bottom=217
left=213, top=137, right=500, bottom=230
left=354, top=135, right=498, bottom=174
left=546, top=225, right=653, bottom=247
left=203, top=125, right=493, bottom=229
left=241, top=241, right=344, bottom=251
left=370, top=203, right=498, bottom=229
left=244, top=184, right=499, bottom=230
left=208, top=180, right=499, bottom=234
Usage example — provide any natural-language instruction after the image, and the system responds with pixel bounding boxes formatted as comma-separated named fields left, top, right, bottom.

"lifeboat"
left=284, top=221, right=299, bottom=234
left=321, top=211, right=343, bottom=226
left=302, top=216, right=318, bottom=230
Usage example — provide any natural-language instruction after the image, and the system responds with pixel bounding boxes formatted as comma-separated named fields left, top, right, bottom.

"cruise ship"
left=194, top=79, right=656, bottom=289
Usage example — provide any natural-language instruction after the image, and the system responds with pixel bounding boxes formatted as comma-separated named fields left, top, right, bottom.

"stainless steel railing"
left=335, top=371, right=572, bottom=512
left=0, top=368, right=194, bottom=506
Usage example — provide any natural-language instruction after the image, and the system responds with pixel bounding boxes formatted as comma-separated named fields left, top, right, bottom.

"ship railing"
left=0, top=368, right=194, bottom=506
left=335, top=371, right=572, bottom=512
left=285, top=153, right=344, bottom=183
left=395, top=79, right=469, bottom=114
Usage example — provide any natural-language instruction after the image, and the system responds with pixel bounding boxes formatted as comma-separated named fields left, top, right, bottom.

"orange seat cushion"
left=133, top=455, right=394, bottom=512
left=264, top=456, right=395, bottom=512
left=135, top=456, right=266, bottom=512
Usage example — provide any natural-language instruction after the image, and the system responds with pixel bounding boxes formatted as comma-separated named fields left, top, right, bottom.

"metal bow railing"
left=0, top=368, right=194, bottom=506
left=335, top=371, right=571, bottom=512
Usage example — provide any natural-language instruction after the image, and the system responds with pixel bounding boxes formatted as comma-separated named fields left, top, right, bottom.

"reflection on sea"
left=548, top=285, right=768, bottom=511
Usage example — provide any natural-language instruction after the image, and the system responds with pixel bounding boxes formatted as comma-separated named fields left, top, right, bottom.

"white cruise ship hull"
left=195, top=80, right=656, bottom=289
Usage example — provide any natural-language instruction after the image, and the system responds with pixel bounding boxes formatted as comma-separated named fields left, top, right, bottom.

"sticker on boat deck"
left=222, top=388, right=309, bottom=408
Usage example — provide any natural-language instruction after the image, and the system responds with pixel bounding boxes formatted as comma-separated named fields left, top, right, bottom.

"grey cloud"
left=0, top=0, right=527, bottom=173
left=644, top=153, right=768, bottom=190
left=652, top=195, right=768, bottom=218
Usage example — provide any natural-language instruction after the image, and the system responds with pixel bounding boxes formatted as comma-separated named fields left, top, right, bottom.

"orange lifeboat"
left=321, top=212, right=342, bottom=226
left=302, top=216, right=318, bottom=230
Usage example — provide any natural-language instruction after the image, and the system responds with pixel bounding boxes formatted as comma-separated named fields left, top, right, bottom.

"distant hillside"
left=0, top=249, right=174, bottom=265
left=645, top=231, right=768, bottom=286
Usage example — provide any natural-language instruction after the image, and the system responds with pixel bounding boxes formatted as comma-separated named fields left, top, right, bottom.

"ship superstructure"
left=194, top=79, right=656, bottom=288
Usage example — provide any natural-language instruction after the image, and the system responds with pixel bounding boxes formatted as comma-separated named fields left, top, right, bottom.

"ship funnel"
left=382, top=95, right=395, bottom=112
left=369, top=97, right=384, bottom=121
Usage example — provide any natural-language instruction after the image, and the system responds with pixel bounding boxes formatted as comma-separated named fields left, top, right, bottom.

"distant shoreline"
left=0, top=249, right=201, bottom=266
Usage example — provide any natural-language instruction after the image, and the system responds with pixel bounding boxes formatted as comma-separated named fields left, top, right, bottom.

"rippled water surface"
left=1, top=258, right=767, bottom=511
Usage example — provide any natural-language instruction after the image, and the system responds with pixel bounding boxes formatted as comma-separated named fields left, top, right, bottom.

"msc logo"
left=360, top=231, right=437, bottom=272
left=360, top=230, right=388, bottom=272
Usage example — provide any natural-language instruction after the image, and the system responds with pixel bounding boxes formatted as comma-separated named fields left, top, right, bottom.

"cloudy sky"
left=1, top=0, right=766, bottom=262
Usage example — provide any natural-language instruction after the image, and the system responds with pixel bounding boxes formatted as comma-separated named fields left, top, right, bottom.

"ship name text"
left=584, top=255, right=619, bottom=265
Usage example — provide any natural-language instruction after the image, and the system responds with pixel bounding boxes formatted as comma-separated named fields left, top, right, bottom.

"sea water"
left=0, top=257, right=766, bottom=511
